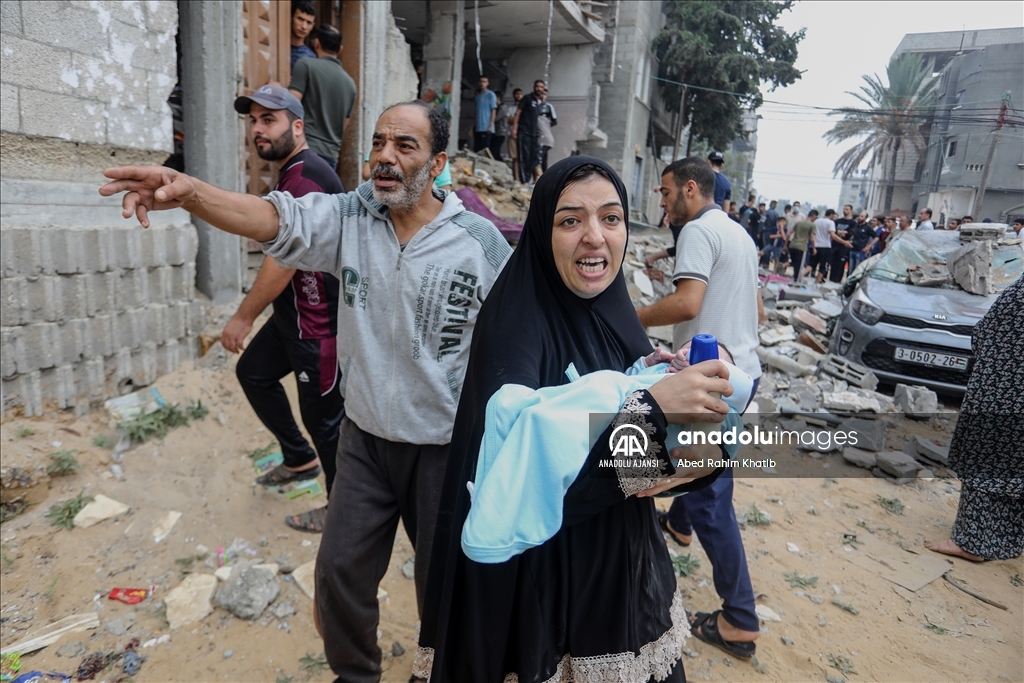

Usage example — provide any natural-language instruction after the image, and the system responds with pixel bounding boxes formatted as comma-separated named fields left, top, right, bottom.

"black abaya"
left=417, top=156, right=710, bottom=682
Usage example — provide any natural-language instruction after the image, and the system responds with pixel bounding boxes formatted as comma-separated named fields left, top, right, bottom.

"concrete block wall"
left=1, top=1, right=207, bottom=416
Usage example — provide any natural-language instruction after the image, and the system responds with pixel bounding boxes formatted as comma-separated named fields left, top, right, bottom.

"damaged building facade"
left=2, top=0, right=692, bottom=415
left=862, top=27, right=1024, bottom=222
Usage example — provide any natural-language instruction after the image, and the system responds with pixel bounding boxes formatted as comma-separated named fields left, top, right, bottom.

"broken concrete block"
left=73, top=494, right=130, bottom=528
left=820, top=355, right=878, bottom=391
left=908, top=264, right=950, bottom=287
left=756, top=605, right=782, bottom=622
left=842, top=447, right=877, bottom=470
left=871, top=467, right=916, bottom=486
left=153, top=510, right=182, bottom=542
left=632, top=269, right=654, bottom=297
left=165, top=574, right=218, bottom=630
left=959, top=225, right=1006, bottom=242
left=760, top=325, right=797, bottom=346
left=894, top=384, right=938, bottom=416
left=841, top=418, right=886, bottom=451
left=757, top=346, right=818, bottom=377
left=903, top=435, right=949, bottom=466
left=876, top=451, right=921, bottom=479
left=778, top=288, right=817, bottom=302
left=810, top=299, right=844, bottom=319
left=797, top=331, right=827, bottom=354
left=215, top=563, right=280, bottom=620
left=292, top=560, right=316, bottom=601
left=823, top=391, right=881, bottom=413
left=792, top=308, right=827, bottom=334
left=948, top=240, right=993, bottom=295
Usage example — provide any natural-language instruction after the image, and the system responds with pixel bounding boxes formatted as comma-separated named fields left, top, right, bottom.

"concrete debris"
left=57, top=641, right=86, bottom=658
left=105, top=612, right=136, bottom=636
left=755, top=605, right=782, bottom=623
left=215, top=562, right=280, bottom=620
left=810, top=299, right=844, bottom=319
left=164, top=573, right=217, bottom=630
left=781, top=636, right=795, bottom=646
left=292, top=560, right=316, bottom=601
left=842, top=446, right=878, bottom=470
left=893, top=384, right=939, bottom=417
left=401, top=557, right=416, bottom=580
left=796, top=331, right=827, bottom=354
left=0, top=613, right=100, bottom=656
left=757, top=346, right=818, bottom=377
left=840, top=418, right=886, bottom=452
left=272, top=601, right=295, bottom=619
left=786, top=542, right=800, bottom=552
left=73, top=494, right=130, bottom=528
left=152, top=510, right=182, bottom=542
left=632, top=269, right=654, bottom=297
left=876, top=451, right=922, bottom=479
left=903, top=435, right=950, bottom=467
left=908, top=264, right=950, bottom=287
left=760, top=325, right=797, bottom=346
left=948, top=240, right=993, bottom=295
left=820, top=355, right=878, bottom=391
left=871, top=467, right=917, bottom=486
left=822, top=391, right=881, bottom=413
left=959, top=225, right=1007, bottom=242
left=792, top=308, right=827, bottom=334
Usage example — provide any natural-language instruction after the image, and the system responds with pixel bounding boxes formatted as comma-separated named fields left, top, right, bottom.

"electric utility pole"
left=972, top=93, right=1010, bottom=218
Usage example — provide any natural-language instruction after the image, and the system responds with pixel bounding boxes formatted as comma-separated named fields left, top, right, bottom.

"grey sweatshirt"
left=263, top=182, right=512, bottom=445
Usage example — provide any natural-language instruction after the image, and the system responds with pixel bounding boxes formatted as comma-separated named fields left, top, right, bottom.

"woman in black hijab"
left=416, top=156, right=732, bottom=682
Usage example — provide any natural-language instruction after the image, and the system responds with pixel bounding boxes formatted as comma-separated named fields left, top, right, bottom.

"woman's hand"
left=647, top=361, right=732, bottom=423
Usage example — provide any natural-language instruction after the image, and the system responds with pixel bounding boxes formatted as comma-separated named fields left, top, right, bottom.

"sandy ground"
left=2, top=317, right=1022, bottom=683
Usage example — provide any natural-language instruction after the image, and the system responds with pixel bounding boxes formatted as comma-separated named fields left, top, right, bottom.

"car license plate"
left=894, top=347, right=968, bottom=370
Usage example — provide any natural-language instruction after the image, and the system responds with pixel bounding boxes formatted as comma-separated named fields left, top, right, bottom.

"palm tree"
left=825, top=53, right=939, bottom=212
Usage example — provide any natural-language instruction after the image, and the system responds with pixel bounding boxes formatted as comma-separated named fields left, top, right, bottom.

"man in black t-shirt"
left=225, top=85, right=345, bottom=533
left=511, top=79, right=545, bottom=183
left=830, top=204, right=857, bottom=283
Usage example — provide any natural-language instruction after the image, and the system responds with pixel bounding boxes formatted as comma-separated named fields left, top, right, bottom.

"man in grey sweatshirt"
left=100, top=101, right=511, bottom=682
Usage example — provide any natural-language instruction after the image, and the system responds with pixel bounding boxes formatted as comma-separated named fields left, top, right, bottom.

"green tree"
left=654, top=1, right=803, bottom=152
left=825, top=53, right=939, bottom=212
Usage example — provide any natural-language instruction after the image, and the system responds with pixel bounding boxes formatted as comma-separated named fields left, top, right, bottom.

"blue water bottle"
left=688, top=333, right=719, bottom=365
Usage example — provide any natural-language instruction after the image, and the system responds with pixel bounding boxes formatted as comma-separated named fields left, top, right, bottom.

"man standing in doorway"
left=288, top=24, right=357, bottom=172
left=917, top=207, right=935, bottom=230
left=512, top=80, right=545, bottom=183
left=289, top=1, right=316, bottom=67
left=830, top=204, right=856, bottom=283
left=636, top=157, right=762, bottom=661
left=225, top=85, right=344, bottom=533
left=507, top=88, right=522, bottom=178
left=472, top=76, right=497, bottom=154
left=708, top=151, right=731, bottom=212
left=100, top=102, right=511, bottom=683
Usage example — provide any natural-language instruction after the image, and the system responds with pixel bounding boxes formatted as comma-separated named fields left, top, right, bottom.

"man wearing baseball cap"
left=225, top=84, right=345, bottom=533
left=708, top=151, right=731, bottom=212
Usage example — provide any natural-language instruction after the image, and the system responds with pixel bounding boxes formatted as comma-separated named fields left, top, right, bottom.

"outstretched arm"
left=100, top=166, right=280, bottom=241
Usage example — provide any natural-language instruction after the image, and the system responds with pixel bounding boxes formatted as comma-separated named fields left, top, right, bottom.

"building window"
left=954, top=90, right=965, bottom=108
left=632, top=155, right=644, bottom=208
left=635, top=54, right=652, bottom=104
left=946, top=140, right=957, bottom=157
left=966, top=164, right=984, bottom=172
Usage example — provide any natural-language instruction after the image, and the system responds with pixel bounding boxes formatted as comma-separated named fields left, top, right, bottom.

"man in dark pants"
left=222, top=85, right=344, bottom=533
left=830, top=204, right=857, bottom=283
left=636, top=157, right=763, bottom=660
left=511, top=79, right=545, bottom=183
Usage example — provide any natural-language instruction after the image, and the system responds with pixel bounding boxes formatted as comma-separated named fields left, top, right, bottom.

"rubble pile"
left=449, top=150, right=530, bottom=225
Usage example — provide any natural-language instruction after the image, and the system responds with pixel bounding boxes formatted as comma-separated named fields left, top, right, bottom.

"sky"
left=751, top=0, right=1022, bottom=208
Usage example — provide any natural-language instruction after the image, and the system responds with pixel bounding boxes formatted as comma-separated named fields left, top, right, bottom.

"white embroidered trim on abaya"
left=612, top=390, right=664, bottom=497
left=413, top=589, right=689, bottom=683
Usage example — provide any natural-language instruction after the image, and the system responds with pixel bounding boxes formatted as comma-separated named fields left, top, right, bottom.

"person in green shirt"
left=788, top=211, right=817, bottom=282
left=288, top=24, right=356, bottom=172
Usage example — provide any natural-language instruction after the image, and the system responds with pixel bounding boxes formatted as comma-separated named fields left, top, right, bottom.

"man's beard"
left=254, top=127, right=296, bottom=161
left=370, top=160, right=434, bottom=212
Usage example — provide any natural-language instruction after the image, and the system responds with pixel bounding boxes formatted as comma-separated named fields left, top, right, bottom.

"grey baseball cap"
left=234, top=84, right=304, bottom=119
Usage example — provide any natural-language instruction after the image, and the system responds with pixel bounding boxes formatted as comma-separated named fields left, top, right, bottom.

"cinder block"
left=136, top=341, right=158, bottom=385
left=22, top=322, right=61, bottom=371
left=115, top=229, right=144, bottom=270
left=820, top=354, right=879, bottom=391
left=115, top=268, right=149, bottom=309
left=165, top=302, right=187, bottom=340
left=157, top=338, right=180, bottom=374
left=39, top=364, right=77, bottom=410
left=23, top=3, right=109, bottom=58
left=74, top=356, right=107, bottom=402
left=165, top=225, right=198, bottom=266
left=60, top=274, right=89, bottom=322
left=114, top=310, right=139, bottom=350
left=185, top=300, right=207, bottom=336
left=17, top=371, right=45, bottom=417
left=77, top=229, right=110, bottom=274
left=4, top=228, right=43, bottom=277
left=149, top=266, right=173, bottom=304
left=170, top=263, right=196, bottom=302
left=143, top=0, right=178, bottom=34
left=1, top=83, right=19, bottom=134
left=108, top=348, right=134, bottom=395
left=0, top=1, right=23, bottom=34
left=85, top=271, right=116, bottom=316
left=20, top=89, right=107, bottom=144
left=1, top=277, right=27, bottom=327
left=84, top=314, right=116, bottom=359
left=59, top=318, right=88, bottom=366
left=45, top=228, right=86, bottom=275
left=0, top=326, right=20, bottom=379
left=0, top=33, right=75, bottom=94
left=24, top=275, right=61, bottom=323
left=107, top=103, right=172, bottom=152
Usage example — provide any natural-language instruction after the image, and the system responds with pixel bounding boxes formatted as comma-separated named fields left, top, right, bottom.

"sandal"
left=286, top=505, right=329, bottom=533
left=657, top=510, right=691, bottom=547
left=256, top=463, right=321, bottom=486
left=689, top=610, right=756, bottom=660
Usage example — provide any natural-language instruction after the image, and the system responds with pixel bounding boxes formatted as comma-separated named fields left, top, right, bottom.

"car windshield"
left=869, top=231, right=1024, bottom=291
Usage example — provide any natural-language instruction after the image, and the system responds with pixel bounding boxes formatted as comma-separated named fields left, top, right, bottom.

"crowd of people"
left=104, top=4, right=1018, bottom=680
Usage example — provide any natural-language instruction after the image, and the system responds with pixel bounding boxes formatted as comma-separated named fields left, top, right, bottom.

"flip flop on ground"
left=286, top=506, right=328, bottom=533
left=688, top=610, right=756, bottom=660
left=256, top=463, right=321, bottom=486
